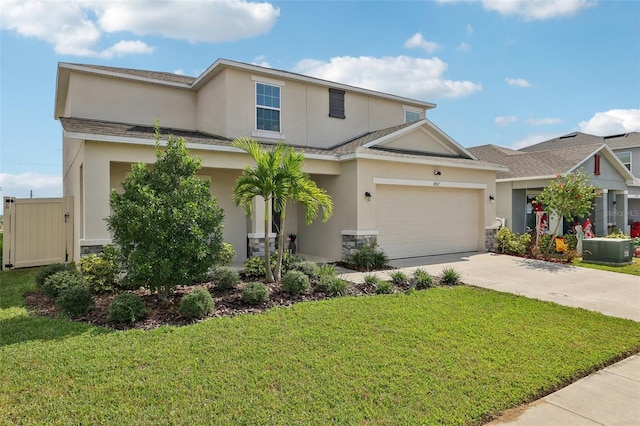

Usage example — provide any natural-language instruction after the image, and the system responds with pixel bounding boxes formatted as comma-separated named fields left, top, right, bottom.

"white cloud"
left=457, top=42, right=471, bottom=52
left=466, top=24, right=473, bottom=35
left=506, top=77, right=532, bottom=88
left=437, top=0, right=594, bottom=20
left=293, top=55, right=482, bottom=100
left=527, top=117, right=563, bottom=126
left=404, top=33, right=440, bottom=54
left=578, top=109, right=640, bottom=135
left=0, top=173, right=62, bottom=201
left=252, top=55, right=271, bottom=68
left=494, top=116, right=517, bottom=126
left=0, top=0, right=279, bottom=57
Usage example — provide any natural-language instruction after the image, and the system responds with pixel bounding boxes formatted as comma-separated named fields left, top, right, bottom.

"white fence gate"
left=2, top=196, right=73, bottom=270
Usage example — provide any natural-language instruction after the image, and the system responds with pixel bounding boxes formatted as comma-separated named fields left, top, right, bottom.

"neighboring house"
left=55, top=59, right=505, bottom=263
left=469, top=132, right=640, bottom=237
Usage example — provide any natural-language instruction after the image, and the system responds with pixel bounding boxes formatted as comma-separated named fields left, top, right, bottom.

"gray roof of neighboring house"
left=60, top=117, right=503, bottom=170
left=468, top=143, right=604, bottom=179
left=66, top=63, right=197, bottom=85
left=520, top=131, right=640, bottom=152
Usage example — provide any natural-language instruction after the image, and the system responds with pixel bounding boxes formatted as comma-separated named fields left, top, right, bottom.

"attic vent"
left=559, top=133, right=578, bottom=139
left=603, top=133, right=627, bottom=139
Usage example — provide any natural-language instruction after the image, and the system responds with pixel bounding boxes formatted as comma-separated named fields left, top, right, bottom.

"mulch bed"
left=24, top=273, right=396, bottom=331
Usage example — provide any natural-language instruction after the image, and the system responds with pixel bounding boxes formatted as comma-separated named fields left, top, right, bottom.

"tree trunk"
left=274, top=206, right=287, bottom=281
left=545, top=219, right=562, bottom=255
left=264, top=198, right=274, bottom=283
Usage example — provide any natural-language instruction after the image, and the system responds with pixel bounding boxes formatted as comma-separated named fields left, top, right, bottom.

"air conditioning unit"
left=582, top=238, right=633, bottom=266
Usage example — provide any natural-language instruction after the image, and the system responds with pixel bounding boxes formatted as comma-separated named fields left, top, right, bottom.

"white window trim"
left=616, top=151, right=632, bottom=170
left=403, top=105, right=422, bottom=123
left=254, top=79, right=285, bottom=139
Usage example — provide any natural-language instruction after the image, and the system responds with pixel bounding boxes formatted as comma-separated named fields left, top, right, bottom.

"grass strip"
left=1, top=269, right=639, bottom=424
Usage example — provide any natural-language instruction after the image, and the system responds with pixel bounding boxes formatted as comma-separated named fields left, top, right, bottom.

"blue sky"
left=1, top=0, right=639, bottom=209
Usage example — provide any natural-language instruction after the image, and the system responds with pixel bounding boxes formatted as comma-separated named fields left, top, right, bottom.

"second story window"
left=256, top=82, right=280, bottom=132
left=615, top=151, right=632, bottom=171
left=329, top=88, right=345, bottom=119
left=404, top=109, right=421, bottom=123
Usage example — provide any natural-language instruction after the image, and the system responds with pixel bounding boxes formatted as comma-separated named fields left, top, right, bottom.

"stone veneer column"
left=341, top=230, right=378, bottom=261
left=247, top=233, right=277, bottom=258
left=485, top=226, right=500, bottom=252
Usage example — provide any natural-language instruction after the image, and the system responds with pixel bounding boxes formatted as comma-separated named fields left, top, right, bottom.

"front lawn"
left=2, top=268, right=640, bottom=424
left=573, top=257, right=640, bottom=276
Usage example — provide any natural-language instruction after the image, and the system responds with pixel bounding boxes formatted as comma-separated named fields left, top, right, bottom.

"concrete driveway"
left=340, top=252, right=640, bottom=425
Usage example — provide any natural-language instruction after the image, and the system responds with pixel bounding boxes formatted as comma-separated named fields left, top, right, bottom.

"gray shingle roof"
left=468, top=143, right=603, bottom=179
left=60, top=117, right=503, bottom=170
left=520, top=131, right=640, bottom=152
left=64, top=63, right=197, bottom=85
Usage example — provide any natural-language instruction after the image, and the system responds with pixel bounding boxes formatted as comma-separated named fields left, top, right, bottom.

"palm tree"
left=272, top=149, right=333, bottom=281
left=231, top=138, right=292, bottom=283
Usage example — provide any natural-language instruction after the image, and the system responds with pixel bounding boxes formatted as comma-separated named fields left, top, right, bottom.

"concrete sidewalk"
left=339, top=252, right=640, bottom=425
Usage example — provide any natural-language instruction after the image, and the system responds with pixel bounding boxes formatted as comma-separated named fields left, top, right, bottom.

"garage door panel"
left=376, top=185, right=479, bottom=258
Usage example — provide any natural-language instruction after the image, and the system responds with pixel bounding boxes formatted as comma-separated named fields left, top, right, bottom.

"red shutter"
left=594, top=154, right=601, bottom=175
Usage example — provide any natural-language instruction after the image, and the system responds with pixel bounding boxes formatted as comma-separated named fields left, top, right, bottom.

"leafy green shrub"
left=315, top=275, right=332, bottom=293
left=80, top=245, right=121, bottom=293
left=318, top=263, right=337, bottom=277
left=179, top=288, right=214, bottom=319
left=288, top=260, right=319, bottom=279
left=389, top=271, right=408, bottom=286
left=109, top=293, right=148, bottom=323
left=42, top=271, right=85, bottom=299
left=56, top=286, right=95, bottom=318
left=605, top=229, right=629, bottom=239
left=375, top=280, right=394, bottom=294
left=210, top=266, right=240, bottom=290
left=35, top=263, right=77, bottom=288
left=242, top=256, right=273, bottom=279
left=327, top=277, right=349, bottom=297
left=218, top=242, right=237, bottom=266
left=440, top=266, right=461, bottom=286
left=350, top=243, right=388, bottom=271
left=497, top=227, right=531, bottom=256
left=363, top=274, right=381, bottom=286
left=413, top=268, right=433, bottom=289
left=282, top=270, right=310, bottom=295
left=242, top=282, right=269, bottom=305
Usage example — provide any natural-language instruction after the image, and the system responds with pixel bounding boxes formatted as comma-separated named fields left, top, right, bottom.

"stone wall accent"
left=247, top=234, right=276, bottom=258
left=80, top=244, right=105, bottom=257
left=485, top=227, right=500, bottom=252
left=341, top=231, right=378, bottom=261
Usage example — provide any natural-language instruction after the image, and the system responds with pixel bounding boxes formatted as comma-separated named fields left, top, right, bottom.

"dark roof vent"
left=603, top=133, right=627, bottom=139
left=559, top=133, right=578, bottom=139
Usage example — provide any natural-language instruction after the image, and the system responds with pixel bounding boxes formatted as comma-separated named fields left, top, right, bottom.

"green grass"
left=573, top=257, right=640, bottom=276
left=1, top=269, right=640, bottom=424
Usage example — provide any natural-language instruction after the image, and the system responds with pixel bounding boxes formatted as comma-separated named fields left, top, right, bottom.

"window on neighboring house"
left=256, top=82, right=280, bottom=132
left=615, top=151, right=631, bottom=171
left=329, top=89, right=345, bottom=118
left=404, top=109, right=421, bottom=123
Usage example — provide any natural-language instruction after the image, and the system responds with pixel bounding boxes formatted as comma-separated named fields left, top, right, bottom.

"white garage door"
left=376, top=185, right=480, bottom=259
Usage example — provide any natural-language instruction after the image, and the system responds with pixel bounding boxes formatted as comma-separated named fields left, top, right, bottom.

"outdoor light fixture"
left=434, top=170, right=442, bottom=176
left=489, top=195, right=495, bottom=203
left=365, top=191, right=372, bottom=201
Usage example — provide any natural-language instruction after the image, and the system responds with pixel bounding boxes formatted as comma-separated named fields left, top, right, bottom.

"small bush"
left=80, top=245, right=121, bottom=293
left=288, top=260, right=319, bottom=279
left=315, top=274, right=333, bottom=293
left=376, top=281, right=394, bottom=294
left=42, top=271, right=85, bottom=299
left=56, top=286, right=95, bottom=318
left=109, top=293, right=148, bottom=323
left=318, top=263, right=337, bottom=277
left=441, top=266, right=461, bottom=286
left=218, top=242, right=237, bottom=266
left=242, top=282, right=269, bottom=305
left=242, top=256, right=271, bottom=279
left=413, top=268, right=433, bottom=289
left=363, top=274, right=381, bottom=286
left=179, top=288, right=214, bottom=319
left=389, top=271, right=409, bottom=286
left=210, top=266, right=240, bottom=290
left=497, top=227, right=531, bottom=256
left=282, top=270, right=310, bottom=295
left=350, top=243, right=388, bottom=271
left=35, top=263, right=77, bottom=288
left=327, top=277, right=349, bottom=297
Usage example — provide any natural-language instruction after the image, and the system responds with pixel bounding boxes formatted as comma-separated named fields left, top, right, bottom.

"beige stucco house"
left=55, top=59, right=505, bottom=263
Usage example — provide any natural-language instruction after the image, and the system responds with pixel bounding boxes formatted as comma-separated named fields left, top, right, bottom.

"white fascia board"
left=340, top=152, right=507, bottom=172
left=373, top=177, right=487, bottom=190
left=341, top=230, right=379, bottom=236
left=63, top=130, right=338, bottom=161
left=496, top=175, right=557, bottom=183
left=58, top=63, right=192, bottom=89
left=569, top=144, right=637, bottom=183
